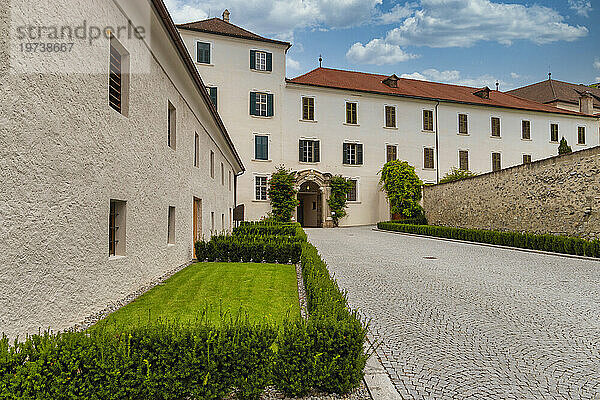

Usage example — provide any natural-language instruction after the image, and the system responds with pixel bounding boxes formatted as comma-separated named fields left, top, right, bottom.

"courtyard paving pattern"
left=306, top=226, right=600, bottom=400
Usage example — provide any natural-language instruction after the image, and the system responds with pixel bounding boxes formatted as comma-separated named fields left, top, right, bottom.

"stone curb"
left=362, top=352, right=401, bottom=400
left=373, top=227, right=600, bottom=262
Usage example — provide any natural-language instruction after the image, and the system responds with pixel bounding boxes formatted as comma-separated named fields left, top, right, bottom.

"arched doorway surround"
left=294, top=170, right=334, bottom=228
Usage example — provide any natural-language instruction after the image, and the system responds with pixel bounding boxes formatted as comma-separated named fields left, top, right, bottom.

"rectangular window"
left=254, top=135, right=269, bottom=160
left=229, top=171, right=232, bottom=191
left=346, top=102, right=358, bottom=124
left=207, top=87, right=218, bottom=110
left=109, top=200, right=126, bottom=256
left=302, top=97, right=315, bottom=121
left=459, top=150, right=469, bottom=171
left=347, top=179, right=357, bottom=202
left=578, top=127, right=586, bottom=144
left=211, top=212, right=215, bottom=232
left=343, top=143, right=363, bottom=165
left=492, top=152, right=501, bottom=172
left=550, top=123, right=559, bottom=142
left=255, top=176, right=268, bottom=201
left=522, top=120, right=531, bottom=140
left=424, top=147, right=434, bottom=169
left=250, top=50, right=272, bottom=71
left=250, top=92, right=273, bottom=117
left=197, top=42, right=211, bottom=64
left=168, top=101, right=176, bottom=149
left=221, top=213, right=225, bottom=231
left=458, top=114, right=468, bottom=134
left=210, top=150, right=214, bottom=178
left=523, top=154, right=532, bottom=164
left=221, top=163, right=224, bottom=186
left=194, top=133, right=199, bottom=167
left=108, top=38, right=129, bottom=116
left=299, top=139, right=320, bottom=163
left=386, top=145, right=397, bottom=163
left=423, top=110, right=434, bottom=131
left=167, top=206, right=175, bottom=244
left=491, top=117, right=501, bottom=137
left=385, top=106, right=396, bottom=128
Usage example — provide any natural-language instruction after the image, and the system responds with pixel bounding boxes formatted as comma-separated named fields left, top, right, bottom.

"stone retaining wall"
left=423, top=146, right=600, bottom=240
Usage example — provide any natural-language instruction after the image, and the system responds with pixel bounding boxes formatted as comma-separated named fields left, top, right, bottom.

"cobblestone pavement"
left=306, top=226, right=600, bottom=400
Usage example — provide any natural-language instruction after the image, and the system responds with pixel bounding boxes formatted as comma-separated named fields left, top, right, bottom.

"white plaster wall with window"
left=2, top=0, right=243, bottom=339
left=178, top=29, right=288, bottom=221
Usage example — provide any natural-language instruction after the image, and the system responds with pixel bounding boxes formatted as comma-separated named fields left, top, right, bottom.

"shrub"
left=379, top=160, right=424, bottom=218
left=558, top=137, right=572, bottom=155
left=377, top=222, right=600, bottom=258
left=327, top=176, right=352, bottom=227
left=268, top=166, right=299, bottom=223
left=439, top=167, right=477, bottom=184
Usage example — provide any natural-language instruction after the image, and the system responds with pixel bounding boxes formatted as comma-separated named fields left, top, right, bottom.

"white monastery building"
left=177, top=11, right=600, bottom=228
left=2, top=0, right=243, bottom=337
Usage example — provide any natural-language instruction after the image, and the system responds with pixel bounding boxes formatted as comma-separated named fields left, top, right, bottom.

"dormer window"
left=382, top=74, right=400, bottom=88
left=473, top=87, right=491, bottom=99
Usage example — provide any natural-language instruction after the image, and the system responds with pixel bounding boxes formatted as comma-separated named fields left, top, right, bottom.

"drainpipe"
left=435, top=101, right=440, bottom=184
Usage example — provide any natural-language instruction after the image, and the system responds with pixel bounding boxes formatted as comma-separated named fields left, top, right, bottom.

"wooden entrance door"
left=193, top=198, right=202, bottom=257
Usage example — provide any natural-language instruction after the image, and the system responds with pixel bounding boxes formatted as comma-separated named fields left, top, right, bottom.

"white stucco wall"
left=1, top=0, right=241, bottom=338
left=178, top=19, right=600, bottom=228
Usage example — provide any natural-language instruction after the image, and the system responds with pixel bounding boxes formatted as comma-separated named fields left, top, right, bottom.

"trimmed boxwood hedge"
left=377, top=222, right=600, bottom=258
left=1, top=223, right=367, bottom=399
left=384, top=215, right=428, bottom=226
left=195, top=235, right=302, bottom=265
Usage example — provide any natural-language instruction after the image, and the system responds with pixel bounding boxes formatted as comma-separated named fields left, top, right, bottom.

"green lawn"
left=95, top=262, right=300, bottom=329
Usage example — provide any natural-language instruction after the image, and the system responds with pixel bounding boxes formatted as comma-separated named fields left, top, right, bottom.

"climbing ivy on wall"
left=268, top=166, right=299, bottom=222
left=327, top=176, right=352, bottom=227
left=379, top=160, right=424, bottom=218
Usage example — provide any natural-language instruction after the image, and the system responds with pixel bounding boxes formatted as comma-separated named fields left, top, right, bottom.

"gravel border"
left=72, top=261, right=193, bottom=331
left=295, top=263, right=309, bottom=319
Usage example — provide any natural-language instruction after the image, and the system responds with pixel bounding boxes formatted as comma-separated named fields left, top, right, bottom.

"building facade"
left=1, top=0, right=243, bottom=338
left=178, top=12, right=600, bottom=228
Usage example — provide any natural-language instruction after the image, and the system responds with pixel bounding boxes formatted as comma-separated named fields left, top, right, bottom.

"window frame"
left=577, top=126, right=586, bottom=145
left=384, top=105, right=397, bottom=128
left=195, top=41, right=212, bottom=64
left=386, top=144, right=398, bottom=163
left=254, top=174, right=269, bottom=201
left=422, top=109, right=434, bottom=132
left=194, top=132, right=199, bottom=167
left=423, top=147, right=435, bottom=170
left=255, top=51, right=267, bottom=71
left=343, top=142, right=363, bottom=166
left=109, top=199, right=127, bottom=257
left=521, top=120, right=531, bottom=140
left=167, top=101, right=176, bottom=150
left=458, top=149, right=469, bottom=171
left=108, top=36, right=130, bottom=117
left=549, top=122, right=559, bottom=143
left=490, top=116, right=501, bottom=138
left=491, top=152, right=502, bottom=172
left=167, top=206, right=176, bottom=245
left=299, top=138, right=320, bottom=163
left=210, top=150, right=215, bottom=179
left=346, top=178, right=359, bottom=203
left=253, top=134, right=270, bottom=161
left=457, top=113, right=469, bottom=135
left=522, top=154, right=532, bottom=164
left=345, top=101, right=358, bottom=125
left=301, top=96, right=315, bottom=121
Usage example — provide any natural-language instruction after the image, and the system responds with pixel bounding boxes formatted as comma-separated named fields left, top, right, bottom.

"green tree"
left=327, top=176, right=352, bottom=227
left=439, top=167, right=477, bottom=184
left=379, top=160, right=424, bottom=218
left=558, top=137, right=572, bottom=155
left=268, top=166, right=299, bottom=222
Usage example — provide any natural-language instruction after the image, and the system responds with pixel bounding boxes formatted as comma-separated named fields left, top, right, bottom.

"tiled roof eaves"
left=286, top=80, right=596, bottom=118
left=151, top=0, right=245, bottom=171
left=177, top=25, right=292, bottom=49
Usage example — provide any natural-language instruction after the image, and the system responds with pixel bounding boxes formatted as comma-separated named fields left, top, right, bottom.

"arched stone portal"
left=294, top=170, right=334, bottom=228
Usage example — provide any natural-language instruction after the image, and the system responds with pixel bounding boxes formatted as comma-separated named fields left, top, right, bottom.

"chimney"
left=222, top=9, right=230, bottom=22
left=579, top=91, right=593, bottom=115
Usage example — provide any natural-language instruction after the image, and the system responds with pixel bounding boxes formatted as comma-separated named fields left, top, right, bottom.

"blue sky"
left=166, top=0, right=599, bottom=90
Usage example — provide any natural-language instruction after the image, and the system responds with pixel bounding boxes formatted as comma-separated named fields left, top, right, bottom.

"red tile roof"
left=507, top=79, right=600, bottom=109
left=177, top=18, right=291, bottom=49
left=287, top=68, right=595, bottom=117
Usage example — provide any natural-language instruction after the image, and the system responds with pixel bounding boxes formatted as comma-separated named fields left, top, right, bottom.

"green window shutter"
left=299, top=140, right=304, bottom=162
left=197, top=42, right=210, bottom=64
left=266, top=52, right=272, bottom=71
left=250, top=50, right=256, bottom=69
left=250, top=92, right=257, bottom=115
left=357, top=144, right=363, bottom=165
left=314, top=141, right=320, bottom=162
left=343, top=143, right=349, bottom=164
left=267, top=94, right=274, bottom=116
left=255, top=136, right=268, bottom=160
left=209, top=87, right=217, bottom=110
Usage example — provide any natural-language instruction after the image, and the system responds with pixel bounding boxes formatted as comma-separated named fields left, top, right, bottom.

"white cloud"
left=378, top=2, right=418, bottom=24
left=400, top=68, right=510, bottom=89
left=354, top=0, right=588, bottom=56
left=596, top=77, right=600, bottom=83
left=346, top=39, right=419, bottom=65
left=510, top=72, right=520, bottom=79
left=568, top=0, right=592, bottom=17
left=287, top=56, right=301, bottom=71
left=594, top=59, right=600, bottom=70
left=166, top=0, right=383, bottom=38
